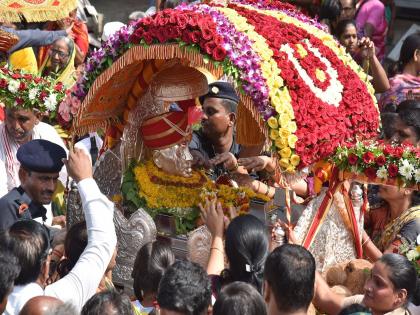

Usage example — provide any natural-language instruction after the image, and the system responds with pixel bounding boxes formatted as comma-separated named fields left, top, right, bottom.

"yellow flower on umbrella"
left=279, top=157, right=290, bottom=169
left=267, top=116, right=279, bottom=129
left=290, top=154, right=301, bottom=166
left=275, top=137, right=288, bottom=149
left=288, top=134, right=298, bottom=148
left=280, top=147, right=292, bottom=158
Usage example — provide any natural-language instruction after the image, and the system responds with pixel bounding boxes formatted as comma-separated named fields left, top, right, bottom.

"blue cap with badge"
left=199, top=81, right=239, bottom=105
left=17, top=139, right=67, bottom=173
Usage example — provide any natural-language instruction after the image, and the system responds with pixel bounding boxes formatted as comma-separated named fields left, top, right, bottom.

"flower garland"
left=0, top=67, right=67, bottom=114
left=331, top=141, right=420, bottom=188
left=121, top=159, right=269, bottom=233
left=230, top=3, right=378, bottom=170
left=399, top=239, right=420, bottom=276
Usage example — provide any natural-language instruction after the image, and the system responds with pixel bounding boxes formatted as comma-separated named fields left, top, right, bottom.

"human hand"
left=199, top=198, right=225, bottom=238
left=52, top=215, right=66, bottom=228
left=272, top=219, right=297, bottom=245
left=62, top=148, right=93, bottom=183
left=191, top=150, right=210, bottom=169
left=229, top=173, right=255, bottom=190
left=238, top=156, right=272, bottom=172
left=358, top=37, right=375, bottom=59
left=210, top=152, right=238, bottom=171
left=65, top=23, right=75, bottom=39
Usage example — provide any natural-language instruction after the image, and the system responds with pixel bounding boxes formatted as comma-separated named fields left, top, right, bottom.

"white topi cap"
left=101, top=21, right=125, bottom=42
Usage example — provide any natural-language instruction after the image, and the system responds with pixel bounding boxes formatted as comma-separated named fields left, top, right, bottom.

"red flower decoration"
left=18, top=82, right=26, bottom=91
left=348, top=153, right=358, bottom=165
left=0, top=79, right=7, bottom=89
left=375, top=155, right=386, bottom=166
left=54, top=82, right=64, bottom=92
left=11, top=73, right=21, bottom=79
left=388, top=164, right=398, bottom=178
left=364, top=167, right=377, bottom=180
left=362, top=151, right=375, bottom=164
left=39, top=91, right=48, bottom=101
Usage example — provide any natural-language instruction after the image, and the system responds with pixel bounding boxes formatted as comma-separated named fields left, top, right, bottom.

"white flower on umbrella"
left=415, top=169, right=420, bottom=183
left=406, top=249, right=419, bottom=261
left=8, top=80, right=19, bottom=93
left=399, top=159, right=414, bottom=180
left=44, top=93, right=57, bottom=111
left=376, top=166, right=388, bottom=179
left=28, top=89, right=38, bottom=101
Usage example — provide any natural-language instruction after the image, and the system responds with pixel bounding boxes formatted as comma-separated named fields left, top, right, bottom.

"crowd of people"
left=0, top=0, right=419, bottom=314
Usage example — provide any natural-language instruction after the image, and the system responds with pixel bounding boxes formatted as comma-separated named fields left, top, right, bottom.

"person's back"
left=263, top=244, right=316, bottom=315
left=0, top=248, right=20, bottom=314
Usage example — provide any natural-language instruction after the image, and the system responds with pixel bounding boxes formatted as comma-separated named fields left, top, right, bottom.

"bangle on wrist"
left=362, top=237, right=371, bottom=247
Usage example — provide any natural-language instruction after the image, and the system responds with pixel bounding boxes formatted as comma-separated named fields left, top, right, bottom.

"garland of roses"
left=0, top=67, right=67, bottom=114
left=331, top=141, right=420, bottom=187
left=230, top=3, right=378, bottom=169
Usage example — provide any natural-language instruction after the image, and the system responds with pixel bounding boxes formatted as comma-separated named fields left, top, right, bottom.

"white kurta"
left=4, top=178, right=117, bottom=314
left=0, top=121, right=68, bottom=198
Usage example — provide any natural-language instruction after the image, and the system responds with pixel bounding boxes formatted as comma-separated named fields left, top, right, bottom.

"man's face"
left=49, top=39, right=70, bottom=72
left=20, top=170, right=59, bottom=205
left=201, top=98, right=233, bottom=137
left=5, top=109, right=38, bottom=144
left=340, top=0, right=356, bottom=20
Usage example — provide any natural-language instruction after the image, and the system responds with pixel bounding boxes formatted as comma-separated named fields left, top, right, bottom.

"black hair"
left=338, top=303, right=371, bottom=315
left=334, top=19, right=356, bottom=39
left=4, top=220, right=50, bottom=285
left=157, top=260, right=211, bottom=315
left=132, top=241, right=175, bottom=301
left=222, top=215, right=269, bottom=293
left=397, top=100, right=420, bottom=141
left=213, top=282, right=267, bottom=315
left=81, top=290, right=134, bottom=315
left=380, top=112, right=398, bottom=140
left=319, top=0, right=343, bottom=24
left=264, top=244, right=316, bottom=313
left=57, top=221, right=88, bottom=278
left=379, top=254, right=417, bottom=303
left=397, top=33, right=420, bottom=73
left=221, top=99, right=238, bottom=114
left=0, top=246, right=20, bottom=302
left=160, top=0, right=181, bottom=9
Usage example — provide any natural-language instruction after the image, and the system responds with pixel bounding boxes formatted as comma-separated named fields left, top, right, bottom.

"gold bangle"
left=210, top=247, right=224, bottom=254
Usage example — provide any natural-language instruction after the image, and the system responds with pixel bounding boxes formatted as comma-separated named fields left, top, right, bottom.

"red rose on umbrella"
left=393, top=147, right=404, bottom=158
left=364, top=167, right=377, bottom=180
left=15, top=98, right=24, bottom=105
left=213, top=46, right=227, bottom=61
left=362, top=151, right=375, bottom=164
left=39, top=91, right=48, bottom=101
left=375, top=155, right=386, bottom=166
left=176, top=15, right=188, bottom=29
left=11, top=73, right=21, bottom=79
left=54, top=83, right=63, bottom=92
left=34, top=77, right=43, bottom=84
left=388, top=164, right=398, bottom=177
left=348, top=153, right=358, bottom=165
left=23, top=74, right=33, bottom=80
left=204, top=41, right=217, bottom=55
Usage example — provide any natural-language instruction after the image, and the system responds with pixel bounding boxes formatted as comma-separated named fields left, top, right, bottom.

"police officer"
left=0, top=139, right=67, bottom=231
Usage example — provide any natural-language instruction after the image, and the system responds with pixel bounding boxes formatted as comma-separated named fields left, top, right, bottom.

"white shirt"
left=0, top=122, right=68, bottom=197
left=4, top=178, right=117, bottom=314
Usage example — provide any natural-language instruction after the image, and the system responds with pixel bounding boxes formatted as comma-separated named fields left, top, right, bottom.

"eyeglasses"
left=49, top=49, right=69, bottom=58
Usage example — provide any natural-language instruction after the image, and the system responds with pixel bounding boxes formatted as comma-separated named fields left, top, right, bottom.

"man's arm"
left=44, top=149, right=117, bottom=311
left=3, top=27, right=69, bottom=54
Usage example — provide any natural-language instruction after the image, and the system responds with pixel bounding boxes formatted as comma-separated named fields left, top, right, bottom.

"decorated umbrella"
left=0, top=0, right=77, bottom=23
left=61, top=0, right=379, bottom=175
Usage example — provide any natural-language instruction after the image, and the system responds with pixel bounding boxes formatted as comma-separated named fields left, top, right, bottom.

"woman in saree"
left=363, top=185, right=420, bottom=261
left=39, top=36, right=76, bottom=88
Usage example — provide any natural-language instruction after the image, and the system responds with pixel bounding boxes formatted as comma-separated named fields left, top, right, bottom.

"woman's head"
left=363, top=254, right=417, bottom=312
left=213, top=282, right=267, bottom=315
left=398, top=33, right=420, bottom=73
left=132, top=241, right=175, bottom=302
left=57, top=221, right=88, bottom=278
left=378, top=185, right=416, bottom=207
left=223, top=215, right=269, bottom=293
left=393, top=100, right=420, bottom=146
left=48, top=37, right=74, bottom=73
left=335, top=19, right=358, bottom=54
